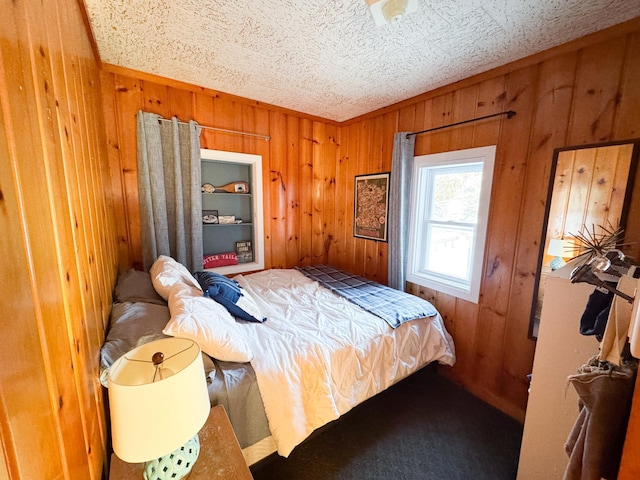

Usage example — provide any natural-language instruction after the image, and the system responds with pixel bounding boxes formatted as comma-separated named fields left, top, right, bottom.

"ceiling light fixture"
left=365, top=0, right=418, bottom=26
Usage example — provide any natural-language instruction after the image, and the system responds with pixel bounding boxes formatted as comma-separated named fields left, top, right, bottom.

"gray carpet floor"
left=250, top=365, right=523, bottom=480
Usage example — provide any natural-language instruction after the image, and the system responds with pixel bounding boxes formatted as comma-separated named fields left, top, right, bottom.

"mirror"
left=529, top=139, right=640, bottom=339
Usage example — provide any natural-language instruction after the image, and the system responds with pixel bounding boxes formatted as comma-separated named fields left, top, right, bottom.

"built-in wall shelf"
left=200, top=149, right=264, bottom=275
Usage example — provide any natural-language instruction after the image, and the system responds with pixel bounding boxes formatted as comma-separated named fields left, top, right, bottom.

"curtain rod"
left=158, top=117, right=271, bottom=141
left=406, top=110, right=516, bottom=139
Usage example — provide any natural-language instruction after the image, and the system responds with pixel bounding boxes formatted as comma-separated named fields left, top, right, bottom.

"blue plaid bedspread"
left=295, top=265, right=438, bottom=328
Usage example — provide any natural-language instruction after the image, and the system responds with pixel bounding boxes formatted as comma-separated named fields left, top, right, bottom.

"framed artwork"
left=202, top=209, right=219, bottom=224
left=353, top=172, right=390, bottom=241
left=235, top=241, right=253, bottom=263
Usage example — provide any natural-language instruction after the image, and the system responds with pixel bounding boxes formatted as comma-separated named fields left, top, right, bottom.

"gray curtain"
left=388, top=132, right=416, bottom=291
left=136, top=111, right=203, bottom=271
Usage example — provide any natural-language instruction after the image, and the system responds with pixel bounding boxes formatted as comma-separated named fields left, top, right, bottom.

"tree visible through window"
left=427, top=165, right=481, bottom=281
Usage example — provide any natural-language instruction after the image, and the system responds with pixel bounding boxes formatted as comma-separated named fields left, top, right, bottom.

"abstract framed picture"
left=353, top=172, right=390, bottom=241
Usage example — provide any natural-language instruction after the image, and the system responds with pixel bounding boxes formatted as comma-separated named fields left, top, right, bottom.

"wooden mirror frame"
left=528, top=138, right=640, bottom=340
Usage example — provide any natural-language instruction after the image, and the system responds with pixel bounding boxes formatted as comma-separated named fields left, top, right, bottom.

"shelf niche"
left=200, top=148, right=264, bottom=275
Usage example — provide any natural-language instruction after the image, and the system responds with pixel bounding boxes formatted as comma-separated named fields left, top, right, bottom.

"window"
left=407, top=146, right=496, bottom=303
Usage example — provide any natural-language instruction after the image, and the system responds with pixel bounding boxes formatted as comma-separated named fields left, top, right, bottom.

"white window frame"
left=406, top=145, right=496, bottom=303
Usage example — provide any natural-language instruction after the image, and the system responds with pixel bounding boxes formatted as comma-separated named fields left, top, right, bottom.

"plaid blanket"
left=295, top=265, right=438, bottom=328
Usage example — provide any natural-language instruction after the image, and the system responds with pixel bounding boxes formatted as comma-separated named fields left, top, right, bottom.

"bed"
left=100, top=256, right=455, bottom=465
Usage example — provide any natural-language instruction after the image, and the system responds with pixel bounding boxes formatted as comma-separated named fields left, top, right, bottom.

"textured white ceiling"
left=84, top=0, right=640, bottom=122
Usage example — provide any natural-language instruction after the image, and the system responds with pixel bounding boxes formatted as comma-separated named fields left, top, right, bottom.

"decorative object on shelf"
left=211, top=181, right=250, bottom=194
left=202, top=182, right=249, bottom=194
left=235, top=241, right=253, bottom=263
left=547, top=238, right=574, bottom=270
left=201, top=183, right=215, bottom=194
left=354, top=172, right=390, bottom=242
left=202, top=210, right=218, bottom=224
left=218, top=215, right=236, bottom=224
left=107, top=338, right=210, bottom=480
left=203, top=253, right=238, bottom=269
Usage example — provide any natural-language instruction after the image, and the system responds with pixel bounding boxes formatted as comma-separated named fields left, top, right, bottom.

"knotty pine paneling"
left=101, top=68, right=342, bottom=272
left=550, top=145, right=633, bottom=240
left=340, top=23, right=640, bottom=421
left=102, top=21, right=640, bottom=427
left=0, top=0, right=117, bottom=479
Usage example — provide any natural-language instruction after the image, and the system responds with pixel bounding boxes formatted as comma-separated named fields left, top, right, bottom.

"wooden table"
left=109, top=404, right=253, bottom=479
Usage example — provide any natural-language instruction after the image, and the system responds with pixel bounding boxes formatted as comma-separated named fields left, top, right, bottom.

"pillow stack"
left=150, top=255, right=264, bottom=363
left=193, top=271, right=266, bottom=324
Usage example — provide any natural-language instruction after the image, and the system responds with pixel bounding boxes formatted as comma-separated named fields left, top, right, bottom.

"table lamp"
left=547, top=238, right=574, bottom=270
left=107, top=338, right=210, bottom=480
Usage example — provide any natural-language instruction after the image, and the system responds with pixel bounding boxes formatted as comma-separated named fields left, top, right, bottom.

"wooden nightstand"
left=109, top=404, right=253, bottom=479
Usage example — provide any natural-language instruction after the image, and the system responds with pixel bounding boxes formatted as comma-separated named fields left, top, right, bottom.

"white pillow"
left=163, top=284, right=253, bottom=363
left=150, top=255, right=202, bottom=300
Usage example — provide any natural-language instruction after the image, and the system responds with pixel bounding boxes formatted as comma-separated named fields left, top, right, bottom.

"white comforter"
left=235, top=269, right=456, bottom=457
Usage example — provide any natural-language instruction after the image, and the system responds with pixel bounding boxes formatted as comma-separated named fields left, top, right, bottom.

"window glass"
left=431, top=168, right=481, bottom=222
left=425, top=224, right=474, bottom=280
left=407, top=146, right=496, bottom=303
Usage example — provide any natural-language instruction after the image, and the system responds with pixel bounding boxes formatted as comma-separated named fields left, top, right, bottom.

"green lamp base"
left=143, top=435, right=200, bottom=480
left=550, top=256, right=566, bottom=270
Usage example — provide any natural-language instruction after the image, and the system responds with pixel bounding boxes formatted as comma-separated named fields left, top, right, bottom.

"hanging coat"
left=563, top=357, right=637, bottom=480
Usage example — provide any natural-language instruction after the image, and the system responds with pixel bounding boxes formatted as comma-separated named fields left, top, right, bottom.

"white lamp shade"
left=108, top=338, right=210, bottom=463
left=547, top=238, right=573, bottom=258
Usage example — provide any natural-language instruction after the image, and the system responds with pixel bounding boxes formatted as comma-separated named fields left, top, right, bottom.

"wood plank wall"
left=100, top=68, right=342, bottom=273
left=345, top=22, right=640, bottom=420
left=549, top=145, right=634, bottom=244
left=0, top=0, right=117, bottom=478
left=102, top=20, right=640, bottom=422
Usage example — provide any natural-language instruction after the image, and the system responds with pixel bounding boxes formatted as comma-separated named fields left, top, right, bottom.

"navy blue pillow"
left=194, top=271, right=241, bottom=302
left=193, top=271, right=265, bottom=323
